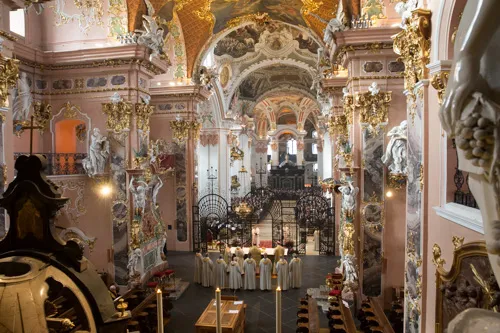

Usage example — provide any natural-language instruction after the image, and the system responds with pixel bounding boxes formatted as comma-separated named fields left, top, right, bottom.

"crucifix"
left=22, top=116, right=43, bottom=155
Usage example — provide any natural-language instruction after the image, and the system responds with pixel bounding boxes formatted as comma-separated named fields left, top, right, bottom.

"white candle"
left=157, top=288, right=163, bottom=332
left=216, top=288, right=222, bottom=333
left=276, top=286, right=282, bottom=333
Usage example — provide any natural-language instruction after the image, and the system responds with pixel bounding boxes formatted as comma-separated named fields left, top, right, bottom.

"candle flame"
left=156, top=288, right=162, bottom=294
left=277, top=286, right=281, bottom=291
left=216, top=288, right=221, bottom=292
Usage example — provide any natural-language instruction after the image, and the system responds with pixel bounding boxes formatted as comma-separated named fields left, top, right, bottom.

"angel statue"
left=341, top=254, right=358, bottom=285
left=394, top=0, right=418, bottom=28
left=440, top=1, right=500, bottom=332
left=135, top=0, right=166, bottom=61
left=149, top=174, right=163, bottom=207
left=338, top=181, right=359, bottom=218
left=368, top=82, right=380, bottom=96
left=12, top=72, right=33, bottom=121
left=129, top=176, right=148, bottom=216
left=323, top=0, right=347, bottom=48
left=381, top=120, right=407, bottom=175
left=127, top=248, right=143, bottom=278
left=82, top=128, right=109, bottom=176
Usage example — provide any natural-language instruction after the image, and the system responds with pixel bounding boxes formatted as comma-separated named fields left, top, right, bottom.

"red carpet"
left=259, top=240, right=273, bottom=248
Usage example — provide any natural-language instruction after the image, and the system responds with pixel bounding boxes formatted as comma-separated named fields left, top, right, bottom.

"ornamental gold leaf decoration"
left=0, top=55, right=20, bottom=108
left=430, top=71, right=449, bottom=106
left=392, top=9, right=431, bottom=97
left=327, top=114, right=348, bottom=138
left=355, top=89, right=392, bottom=130
left=102, top=100, right=133, bottom=133
left=134, top=103, right=155, bottom=133
left=451, top=236, right=464, bottom=250
left=33, top=101, right=52, bottom=134
left=301, top=0, right=323, bottom=15
left=432, top=243, right=445, bottom=268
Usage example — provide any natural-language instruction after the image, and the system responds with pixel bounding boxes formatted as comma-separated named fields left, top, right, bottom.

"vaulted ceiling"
left=127, top=0, right=340, bottom=77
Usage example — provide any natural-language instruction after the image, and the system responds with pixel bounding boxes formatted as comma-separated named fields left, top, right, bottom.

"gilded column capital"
left=102, top=97, right=133, bottom=133
left=393, top=8, right=432, bottom=95
left=0, top=55, right=20, bottom=108
left=355, top=84, right=392, bottom=129
left=134, top=102, right=155, bottom=133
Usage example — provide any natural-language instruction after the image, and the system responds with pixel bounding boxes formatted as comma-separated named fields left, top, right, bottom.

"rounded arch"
left=432, top=0, right=468, bottom=62
left=225, top=59, right=317, bottom=106
left=193, top=19, right=324, bottom=79
left=272, top=126, right=301, bottom=139
left=255, top=85, right=318, bottom=105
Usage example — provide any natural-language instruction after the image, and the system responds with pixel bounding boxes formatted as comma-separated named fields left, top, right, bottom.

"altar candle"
left=216, top=288, right=222, bottom=333
left=276, top=286, right=282, bottom=333
left=157, top=288, right=163, bottom=332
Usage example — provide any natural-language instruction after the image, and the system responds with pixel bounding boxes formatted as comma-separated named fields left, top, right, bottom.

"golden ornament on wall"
left=135, top=102, right=155, bottom=133
left=432, top=243, right=445, bottom=268
left=327, top=114, right=348, bottom=138
left=301, top=0, right=323, bottom=15
left=33, top=101, right=52, bottom=134
left=452, top=236, right=464, bottom=250
left=219, top=65, right=230, bottom=88
left=102, top=100, right=133, bottom=133
left=342, top=223, right=355, bottom=256
left=169, top=117, right=200, bottom=146
left=393, top=9, right=432, bottom=96
left=430, top=71, right=449, bottom=106
left=355, top=88, right=392, bottom=130
left=0, top=55, right=20, bottom=108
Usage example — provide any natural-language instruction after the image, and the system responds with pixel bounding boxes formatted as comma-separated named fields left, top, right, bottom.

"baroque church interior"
left=0, top=0, right=499, bottom=332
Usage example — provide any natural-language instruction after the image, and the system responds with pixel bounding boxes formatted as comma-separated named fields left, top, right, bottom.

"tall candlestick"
left=276, top=286, right=282, bottom=333
left=215, top=288, right=222, bottom=333
left=157, top=288, right=163, bottom=332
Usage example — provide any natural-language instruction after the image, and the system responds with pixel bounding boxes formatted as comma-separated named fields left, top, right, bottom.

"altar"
left=229, top=247, right=288, bottom=256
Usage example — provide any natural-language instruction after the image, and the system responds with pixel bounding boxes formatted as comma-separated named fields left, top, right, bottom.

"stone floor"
left=165, top=251, right=339, bottom=333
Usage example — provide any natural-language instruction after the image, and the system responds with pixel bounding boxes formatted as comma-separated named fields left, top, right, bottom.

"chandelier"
left=234, top=202, right=252, bottom=219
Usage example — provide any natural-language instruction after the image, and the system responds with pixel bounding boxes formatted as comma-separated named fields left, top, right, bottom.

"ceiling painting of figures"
left=214, top=21, right=320, bottom=59
left=210, top=0, right=307, bottom=34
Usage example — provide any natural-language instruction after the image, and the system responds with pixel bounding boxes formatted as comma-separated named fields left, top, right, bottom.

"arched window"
left=287, top=139, right=297, bottom=155
left=267, top=144, right=272, bottom=156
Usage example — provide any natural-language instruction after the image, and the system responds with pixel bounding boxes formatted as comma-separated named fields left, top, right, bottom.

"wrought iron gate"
left=193, top=193, right=229, bottom=253
left=295, top=193, right=335, bottom=255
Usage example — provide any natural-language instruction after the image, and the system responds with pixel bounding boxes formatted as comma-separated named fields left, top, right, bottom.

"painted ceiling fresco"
left=210, top=0, right=307, bottom=34
left=238, top=65, right=313, bottom=100
left=214, top=21, right=319, bottom=59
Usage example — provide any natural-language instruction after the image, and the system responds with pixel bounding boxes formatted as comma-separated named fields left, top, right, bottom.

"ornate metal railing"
left=451, top=140, right=479, bottom=209
left=14, top=153, right=88, bottom=175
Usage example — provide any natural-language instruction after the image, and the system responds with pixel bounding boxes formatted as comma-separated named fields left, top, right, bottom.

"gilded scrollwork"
left=301, top=0, right=323, bottom=15
left=342, top=222, right=355, bottom=256
left=0, top=55, right=20, bottom=108
left=355, top=82, right=392, bottom=130
left=33, top=101, right=52, bottom=134
left=134, top=102, right=155, bottom=133
left=452, top=236, right=465, bottom=250
left=431, top=71, right=450, bottom=106
left=393, top=8, right=431, bottom=98
left=432, top=243, right=446, bottom=268
left=327, top=114, right=348, bottom=138
left=102, top=94, right=133, bottom=133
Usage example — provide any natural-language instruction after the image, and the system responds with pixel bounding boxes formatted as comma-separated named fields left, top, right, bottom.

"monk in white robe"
left=214, top=255, right=227, bottom=289
left=194, top=250, right=203, bottom=284
left=227, top=259, right=242, bottom=290
left=201, top=253, right=214, bottom=287
left=314, top=230, right=320, bottom=251
left=273, top=244, right=285, bottom=274
left=259, top=253, right=273, bottom=291
left=235, top=247, right=245, bottom=270
left=289, top=254, right=302, bottom=288
left=223, top=245, right=232, bottom=265
left=243, top=255, right=257, bottom=290
left=276, top=256, right=289, bottom=290
left=249, top=244, right=262, bottom=273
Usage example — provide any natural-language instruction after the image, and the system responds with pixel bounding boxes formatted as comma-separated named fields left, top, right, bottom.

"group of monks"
left=193, top=244, right=303, bottom=291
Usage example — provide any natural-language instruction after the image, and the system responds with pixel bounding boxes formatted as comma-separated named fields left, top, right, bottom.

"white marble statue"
left=110, top=92, right=122, bottom=104
left=439, top=1, right=500, bottom=331
left=140, top=94, right=151, bottom=105
left=368, top=82, right=380, bottom=96
left=150, top=174, right=163, bottom=207
left=83, top=128, right=110, bottom=176
left=12, top=72, right=33, bottom=121
left=338, top=181, right=359, bottom=216
left=382, top=120, right=408, bottom=174
left=135, top=0, right=166, bottom=61
left=342, top=86, right=350, bottom=98
left=323, top=1, right=346, bottom=47
left=129, top=176, right=148, bottom=216
left=259, top=254, right=273, bottom=290
left=127, top=248, right=142, bottom=277
left=394, top=0, right=418, bottom=28
left=341, top=254, right=358, bottom=285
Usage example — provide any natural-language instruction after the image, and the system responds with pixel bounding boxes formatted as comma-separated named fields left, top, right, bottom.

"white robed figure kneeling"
left=194, top=250, right=203, bottom=284
left=259, top=253, right=273, bottom=291
left=276, top=256, right=289, bottom=290
left=289, top=253, right=302, bottom=289
left=243, top=255, right=257, bottom=290
left=214, top=255, right=227, bottom=289
left=227, top=258, right=242, bottom=290
left=201, top=253, right=214, bottom=288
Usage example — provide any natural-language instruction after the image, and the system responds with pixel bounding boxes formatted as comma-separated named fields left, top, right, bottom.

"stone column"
left=270, top=137, right=279, bottom=166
